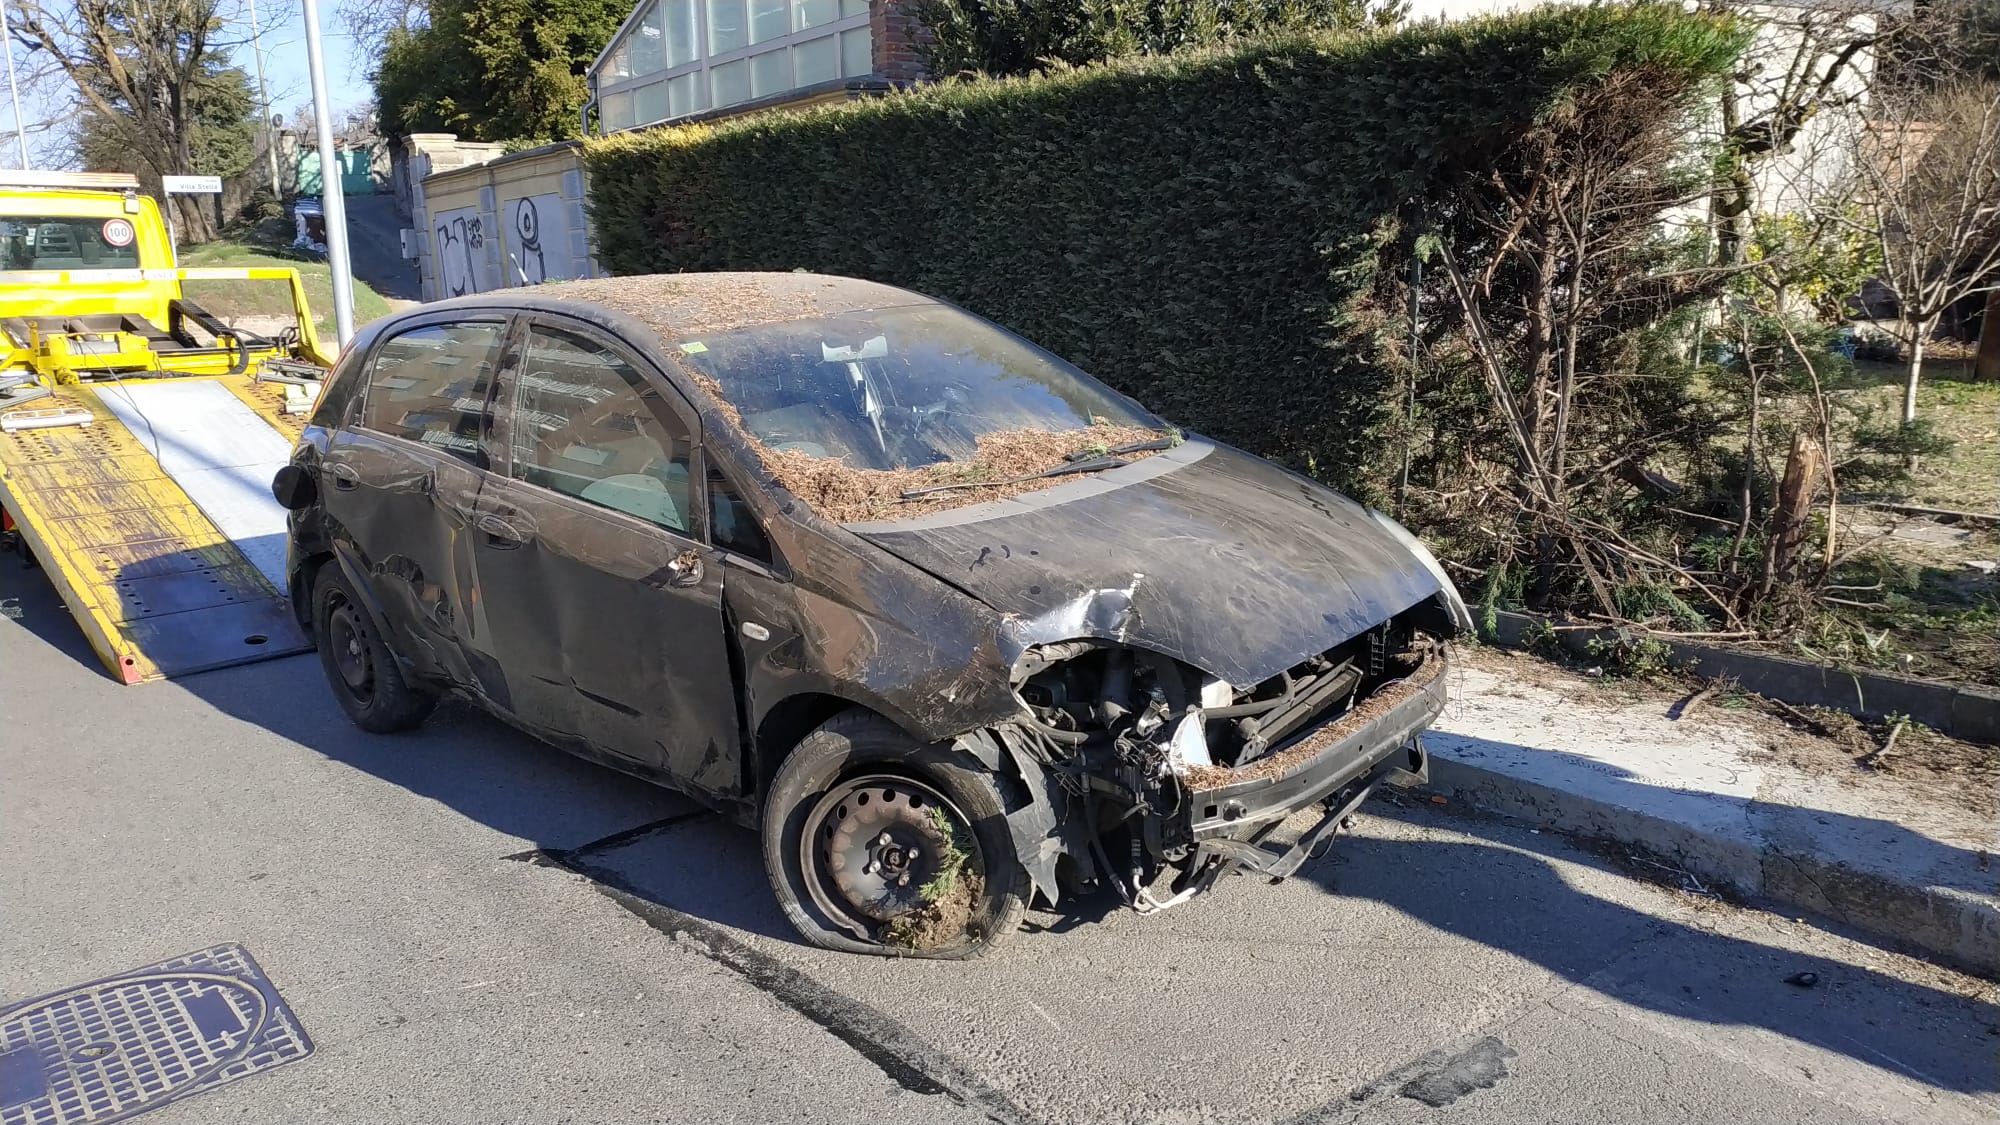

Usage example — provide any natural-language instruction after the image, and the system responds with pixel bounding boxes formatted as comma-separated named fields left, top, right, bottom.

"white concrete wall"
left=415, top=144, right=600, bottom=301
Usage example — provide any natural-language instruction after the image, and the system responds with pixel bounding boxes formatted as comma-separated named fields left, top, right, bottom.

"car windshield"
left=676, top=304, right=1159, bottom=471
left=0, top=215, right=142, bottom=271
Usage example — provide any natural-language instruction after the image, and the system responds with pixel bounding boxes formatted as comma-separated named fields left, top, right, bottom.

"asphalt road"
left=340, top=193, right=422, bottom=304
left=2, top=560, right=1995, bottom=1125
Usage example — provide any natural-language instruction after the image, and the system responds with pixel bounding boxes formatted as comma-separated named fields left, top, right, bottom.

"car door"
left=321, top=314, right=512, bottom=688
left=466, top=315, right=741, bottom=793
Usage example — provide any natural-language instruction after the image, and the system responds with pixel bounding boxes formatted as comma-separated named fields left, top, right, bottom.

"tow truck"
left=0, top=170, right=337, bottom=682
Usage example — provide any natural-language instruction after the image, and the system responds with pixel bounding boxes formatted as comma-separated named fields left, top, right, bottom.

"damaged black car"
left=273, top=273, right=1473, bottom=958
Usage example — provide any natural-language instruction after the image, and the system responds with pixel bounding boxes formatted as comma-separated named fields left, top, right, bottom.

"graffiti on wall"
left=433, top=206, right=494, bottom=298
left=504, top=193, right=576, bottom=286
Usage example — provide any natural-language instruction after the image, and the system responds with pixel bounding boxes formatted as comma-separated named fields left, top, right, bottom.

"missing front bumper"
left=1181, top=651, right=1449, bottom=841
left=1198, top=735, right=1429, bottom=881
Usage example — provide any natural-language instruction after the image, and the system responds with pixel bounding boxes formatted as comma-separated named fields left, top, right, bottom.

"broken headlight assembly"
left=1002, top=610, right=1447, bottom=913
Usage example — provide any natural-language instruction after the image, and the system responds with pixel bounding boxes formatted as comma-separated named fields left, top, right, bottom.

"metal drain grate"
left=0, top=944, right=313, bottom=1124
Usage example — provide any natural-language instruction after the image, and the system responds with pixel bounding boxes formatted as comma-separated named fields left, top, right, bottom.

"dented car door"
left=465, top=316, right=741, bottom=793
left=322, top=315, right=510, bottom=688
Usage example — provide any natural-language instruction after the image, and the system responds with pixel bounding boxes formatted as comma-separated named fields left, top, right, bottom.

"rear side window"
left=359, top=321, right=506, bottom=466
left=307, top=342, right=369, bottom=430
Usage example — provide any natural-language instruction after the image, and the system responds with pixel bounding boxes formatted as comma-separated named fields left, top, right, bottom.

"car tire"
left=313, top=566, right=436, bottom=734
left=763, top=711, right=1030, bottom=959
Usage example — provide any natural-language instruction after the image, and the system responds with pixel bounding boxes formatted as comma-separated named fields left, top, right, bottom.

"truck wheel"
left=313, top=567, right=436, bottom=733
left=763, top=711, right=1030, bottom=959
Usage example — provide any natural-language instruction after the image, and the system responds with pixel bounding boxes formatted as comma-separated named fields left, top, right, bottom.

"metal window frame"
left=593, top=0, right=870, bottom=132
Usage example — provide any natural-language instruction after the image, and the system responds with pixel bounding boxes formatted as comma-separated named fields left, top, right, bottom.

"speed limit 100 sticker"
left=101, top=217, right=136, bottom=247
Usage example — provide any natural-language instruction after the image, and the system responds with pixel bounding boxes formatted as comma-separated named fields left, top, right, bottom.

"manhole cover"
left=0, top=943, right=312, bottom=1124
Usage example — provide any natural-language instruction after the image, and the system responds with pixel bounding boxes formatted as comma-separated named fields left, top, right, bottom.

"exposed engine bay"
left=988, top=605, right=1448, bottom=913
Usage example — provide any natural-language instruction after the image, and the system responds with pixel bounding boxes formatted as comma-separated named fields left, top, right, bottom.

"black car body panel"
left=279, top=273, right=1466, bottom=939
left=847, top=440, right=1443, bottom=688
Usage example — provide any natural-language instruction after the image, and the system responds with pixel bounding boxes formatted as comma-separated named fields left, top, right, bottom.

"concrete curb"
left=1422, top=753, right=2000, bottom=978
left=1491, top=611, right=2000, bottom=746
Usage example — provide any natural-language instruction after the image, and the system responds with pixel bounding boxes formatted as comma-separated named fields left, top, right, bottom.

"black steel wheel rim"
left=798, top=772, right=978, bottom=942
left=325, top=593, right=375, bottom=703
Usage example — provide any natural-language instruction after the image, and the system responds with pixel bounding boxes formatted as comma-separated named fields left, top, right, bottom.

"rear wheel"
left=313, top=567, right=436, bottom=733
left=763, top=711, right=1029, bottom=958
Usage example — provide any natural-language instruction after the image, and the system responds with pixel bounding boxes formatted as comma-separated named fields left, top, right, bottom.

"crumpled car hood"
left=847, top=441, right=1442, bottom=686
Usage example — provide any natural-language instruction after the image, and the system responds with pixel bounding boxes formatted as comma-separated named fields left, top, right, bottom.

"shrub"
left=583, top=5, right=1743, bottom=494
left=913, top=0, right=1406, bottom=79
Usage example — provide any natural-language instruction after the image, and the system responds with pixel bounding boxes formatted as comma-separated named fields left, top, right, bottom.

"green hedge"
left=583, top=5, right=1742, bottom=490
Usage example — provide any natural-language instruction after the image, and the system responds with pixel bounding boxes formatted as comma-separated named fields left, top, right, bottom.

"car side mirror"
left=271, top=464, right=317, bottom=510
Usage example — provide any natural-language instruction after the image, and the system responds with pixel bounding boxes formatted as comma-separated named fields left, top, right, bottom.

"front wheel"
left=313, top=566, right=437, bottom=734
left=762, top=712, right=1030, bottom=958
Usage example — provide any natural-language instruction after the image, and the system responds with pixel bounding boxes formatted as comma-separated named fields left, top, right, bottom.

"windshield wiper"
left=1063, top=437, right=1174, bottom=462
left=900, top=455, right=1126, bottom=500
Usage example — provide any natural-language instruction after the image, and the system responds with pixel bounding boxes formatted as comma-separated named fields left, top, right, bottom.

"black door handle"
left=327, top=463, right=360, bottom=491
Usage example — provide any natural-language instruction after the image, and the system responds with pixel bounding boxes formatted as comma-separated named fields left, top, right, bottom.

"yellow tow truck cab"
left=1, top=170, right=329, bottom=381
left=0, top=175, right=178, bottom=366
left=0, top=170, right=337, bottom=682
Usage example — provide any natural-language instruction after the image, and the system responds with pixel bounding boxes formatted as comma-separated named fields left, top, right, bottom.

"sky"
left=235, top=1, right=379, bottom=121
left=0, top=0, right=380, bottom=170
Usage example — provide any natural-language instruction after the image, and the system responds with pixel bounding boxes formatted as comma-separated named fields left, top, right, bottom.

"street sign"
left=162, top=175, right=223, bottom=194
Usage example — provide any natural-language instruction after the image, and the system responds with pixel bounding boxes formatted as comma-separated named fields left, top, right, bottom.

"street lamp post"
left=0, top=0, right=30, bottom=168
left=247, top=0, right=281, bottom=193
left=300, top=0, right=355, bottom=346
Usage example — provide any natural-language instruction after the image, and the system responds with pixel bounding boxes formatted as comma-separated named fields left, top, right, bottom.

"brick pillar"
left=870, top=0, right=931, bottom=83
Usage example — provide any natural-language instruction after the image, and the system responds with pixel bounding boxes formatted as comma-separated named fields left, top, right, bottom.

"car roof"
left=427, top=272, right=937, bottom=348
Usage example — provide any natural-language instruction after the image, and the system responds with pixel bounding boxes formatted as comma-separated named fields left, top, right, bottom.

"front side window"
left=676, top=304, right=1160, bottom=472
left=358, top=320, right=506, bottom=465
left=511, top=325, right=695, bottom=534
left=0, top=215, right=143, bottom=271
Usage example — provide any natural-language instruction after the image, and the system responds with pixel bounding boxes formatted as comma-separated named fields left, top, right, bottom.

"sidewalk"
left=1423, top=649, right=2000, bottom=976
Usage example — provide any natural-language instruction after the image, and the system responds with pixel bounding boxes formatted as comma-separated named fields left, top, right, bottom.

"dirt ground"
left=1819, top=514, right=1999, bottom=688
left=884, top=870, right=984, bottom=951
left=1462, top=644, right=1998, bottom=820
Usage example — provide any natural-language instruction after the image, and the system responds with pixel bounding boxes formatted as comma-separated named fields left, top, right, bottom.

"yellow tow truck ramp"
left=1, top=171, right=336, bottom=683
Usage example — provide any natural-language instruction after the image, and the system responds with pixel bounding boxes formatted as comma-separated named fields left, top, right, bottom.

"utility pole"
left=0, top=0, right=29, bottom=168
left=247, top=0, right=281, bottom=192
left=301, top=0, right=355, bottom=345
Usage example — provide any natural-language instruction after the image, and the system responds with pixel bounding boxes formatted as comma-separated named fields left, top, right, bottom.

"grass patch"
left=881, top=804, right=981, bottom=951
left=181, top=225, right=395, bottom=341
left=1837, top=356, right=1998, bottom=514
left=919, top=804, right=970, bottom=904
left=1810, top=544, right=2000, bottom=687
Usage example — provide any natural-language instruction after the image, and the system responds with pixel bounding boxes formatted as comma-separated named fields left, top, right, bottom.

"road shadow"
left=1, top=558, right=788, bottom=942
left=8, top=561, right=1991, bottom=1094
left=1298, top=798, right=1999, bottom=1099
left=171, top=648, right=802, bottom=948
left=0, top=550, right=102, bottom=669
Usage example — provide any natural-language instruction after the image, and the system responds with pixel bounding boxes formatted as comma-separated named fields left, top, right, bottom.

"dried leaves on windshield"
left=572, top=279, right=1173, bottom=523
left=762, top=423, right=1166, bottom=523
